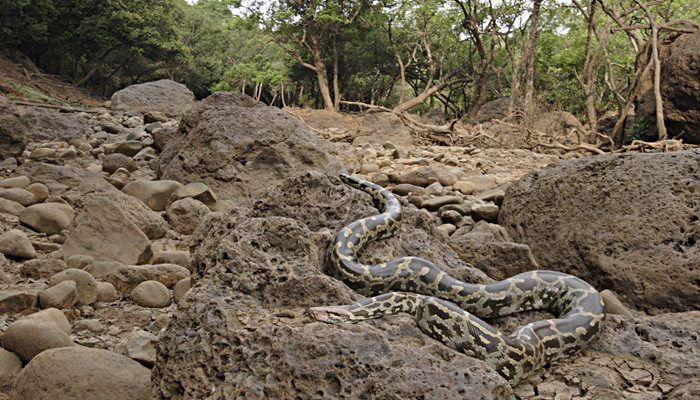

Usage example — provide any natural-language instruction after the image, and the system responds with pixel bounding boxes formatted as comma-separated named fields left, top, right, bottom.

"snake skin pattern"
left=308, top=173, right=605, bottom=386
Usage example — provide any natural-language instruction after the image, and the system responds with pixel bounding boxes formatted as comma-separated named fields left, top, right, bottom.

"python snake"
left=308, top=173, right=605, bottom=386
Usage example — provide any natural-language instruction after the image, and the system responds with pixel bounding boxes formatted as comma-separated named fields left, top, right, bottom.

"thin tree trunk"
left=332, top=34, right=340, bottom=111
left=523, top=0, right=542, bottom=105
left=75, top=47, right=116, bottom=87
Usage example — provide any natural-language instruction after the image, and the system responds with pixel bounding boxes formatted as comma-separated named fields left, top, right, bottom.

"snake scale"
left=308, top=173, right=605, bottom=386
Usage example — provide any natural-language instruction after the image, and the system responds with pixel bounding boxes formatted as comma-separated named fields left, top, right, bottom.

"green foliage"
left=1, top=0, right=699, bottom=116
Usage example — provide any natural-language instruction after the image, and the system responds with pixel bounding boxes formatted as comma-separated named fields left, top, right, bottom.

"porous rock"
left=152, top=172, right=510, bottom=399
left=449, top=221, right=540, bottom=281
left=60, top=196, right=152, bottom=265
left=110, top=79, right=195, bottom=117
left=10, top=346, right=151, bottom=400
left=157, top=93, right=342, bottom=208
left=3, top=319, right=74, bottom=363
left=635, top=31, right=700, bottom=144
left=499, top=149, right=700, bottom=314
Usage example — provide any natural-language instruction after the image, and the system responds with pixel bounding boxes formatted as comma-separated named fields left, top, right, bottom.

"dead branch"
left=616, top=139, right=697, bottom=153
left=13, top=100, right=100, bottom=113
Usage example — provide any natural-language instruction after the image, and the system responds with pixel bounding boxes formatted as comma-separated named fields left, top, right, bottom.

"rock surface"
left=636, top=31, right=700, bottom=144
left=60, top=196, right=153, bottom=265
left=3, top=319, right=74, bottom=363
left=0, top=96, right=27, bottom=159
left=110, top=79, right=195, bottom=117
left=157, top=92, right=343, bottom=207
left=499, top=149, right=700, bottom=314
left=152, top=172, right=509, bottom=399
left=10, top=346, right=151, bottom=400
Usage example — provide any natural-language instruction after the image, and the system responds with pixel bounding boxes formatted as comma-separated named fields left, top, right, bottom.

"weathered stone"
left=10, top=346, right=151, bottom=400
left=0, top=175, right=30, bottom=188
left=0, top=197, right=25, bottom=215
left=464, top=175, right=496, bottom=192
left=122, top=179, right=183, bottom=211
left=450, top=222, right=540, bottom=281
left=157, top=93, right=342, bottom=208
left=0, top=187, right=36, bottom=206
left=110, top=79, right=196, bottom=117
left=0, top=347, right=22, bottom=392
left=102, top=153, right=138, bottom=174
left=453, top=180, right=476, bottom=195
left=111, top=140, right=143, bottom=157
left=439, top=209, right=463, bottom=225
left=39, top=280, right=79, bottom=309
left=0, top=229, right=37, bottom=259
left=120, top=330, right=158, bottom=366
left=0, top=96, right=27, bottom=159
left=635, top=31, right=700, bottom=144
left=49, top=268, right=98, bottom=306
left=172, top=277, right=191, bottom=302
left=499, top=149, right=700, bottom=313
left=3, top=319, right=73, bottom=363
left=130, top=280, right=171, bottom=308
left=96, top=281, right=119, bottom=302
left=19, top=203, right=73, bottom=235
left=26, top=182, right=49, bottom=202
left=476, top=189, right=506, bottom=206
left=152, top=172, right=506, bottom=399
left=21, top=258, right=68, bottom=278
left=24, top=307, right=72, bottom=334
left=421, top=195, right=464, bottom=212
left=168, top=182, right=217, bottom=207
left=106, top=264, right=190, bottom=293
left=353, top=111, right=414, bottom=147
left=471, top=203, right=500, bottom=222
left=60, top=197, right=152, bottom=265
left=84, top=260, right=127, bottom=279
left=392, top=183, right=423, bottom=196
left=0, top=288, right=39, bottom=313
left=397, top=166, right=458, bottom=187
left=151, top=250, right=190, bottom=269
left=18, top=162, right=168, bottom=239
left=66, top=254, right=94, bottom=269
left=165, top=197, right=210, bottom=234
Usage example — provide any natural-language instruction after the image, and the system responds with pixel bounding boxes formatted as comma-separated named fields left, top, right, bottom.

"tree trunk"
left=523, top=0, right=542, bottom=105
left=310, top=47, right=334, bottom=111
left=75, top=47, right=116, bottom=87
left=332, top=34, right=341, bottom=111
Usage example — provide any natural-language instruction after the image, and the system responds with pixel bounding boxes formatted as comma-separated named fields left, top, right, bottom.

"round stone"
left=130, top=280, right=171, bottom=308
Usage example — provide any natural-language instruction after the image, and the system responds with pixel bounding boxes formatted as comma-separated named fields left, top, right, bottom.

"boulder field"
left=0, top=81, right=697, bottom=399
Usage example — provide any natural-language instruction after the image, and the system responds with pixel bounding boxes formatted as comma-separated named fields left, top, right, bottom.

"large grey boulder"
left=151, top=172, right=511, bottom=399
left=499, top=149, right=700, bottom=314
left=110, top=79, right=195, bottom=117
left=157, top=92, right=343, bottom=207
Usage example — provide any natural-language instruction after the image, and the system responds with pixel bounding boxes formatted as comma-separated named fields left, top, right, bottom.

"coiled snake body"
left=308, top=174, right=605, bottom=386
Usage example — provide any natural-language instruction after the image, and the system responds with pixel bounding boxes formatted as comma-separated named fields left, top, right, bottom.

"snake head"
left=307, top=306, right=357, bottom=324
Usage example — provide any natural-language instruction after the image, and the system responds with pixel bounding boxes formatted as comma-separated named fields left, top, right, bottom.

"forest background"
left=1, top=0, right=698, bottom=135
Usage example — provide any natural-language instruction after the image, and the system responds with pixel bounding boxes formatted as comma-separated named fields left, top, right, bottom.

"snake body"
left=308, top=173, right=605, bottom=386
